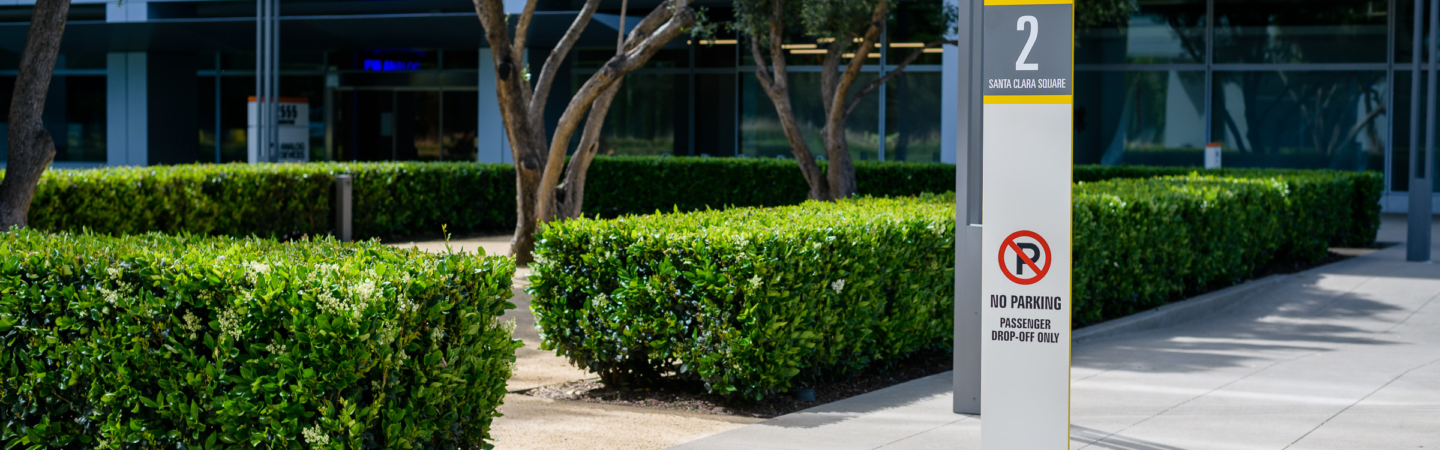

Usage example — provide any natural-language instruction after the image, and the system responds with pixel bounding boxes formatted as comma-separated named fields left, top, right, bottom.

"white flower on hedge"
left=98, top=286, right=120, bottom=305
left=105, top=267, right=121, bottom=279
left=317, top=290, right=344, bottom=315
left=591, top=293, right=609, bottom=307
left=180, top=311, right=203, bottom=339
left=244, top=262, right=270, bottom=285
left=831, top=279, right=845, bottom=294
left=217, top=307, right=243, bottom=340
left=302, top=424, right=330, bottom=446
left=749, top=275, right=763, bottom=290
left=431, top=326, right=446, bottom=341
left=376, top=322, right=399, bottom=347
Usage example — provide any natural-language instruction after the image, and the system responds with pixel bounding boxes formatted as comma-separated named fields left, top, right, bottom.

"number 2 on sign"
left=1015, top=15, right=1039, bottom=71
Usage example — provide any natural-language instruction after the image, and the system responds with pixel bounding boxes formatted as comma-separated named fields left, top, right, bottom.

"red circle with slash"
left=999, top=230, right=1051, bottom=285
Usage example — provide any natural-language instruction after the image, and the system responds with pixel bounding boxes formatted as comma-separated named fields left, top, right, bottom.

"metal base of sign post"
left=954, top=224, right=983, bottom=414
left=953, top=0, right=984, bottom=416
left=335, top=174, right=353, bottom=242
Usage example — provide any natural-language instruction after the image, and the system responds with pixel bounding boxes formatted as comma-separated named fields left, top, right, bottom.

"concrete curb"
left=1071, top=275, right=1286, bottom=344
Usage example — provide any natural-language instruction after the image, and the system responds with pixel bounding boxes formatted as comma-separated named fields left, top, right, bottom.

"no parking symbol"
left=999, top=230, right=1051, bottom=285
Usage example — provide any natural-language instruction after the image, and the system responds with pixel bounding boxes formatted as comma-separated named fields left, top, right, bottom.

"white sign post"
left=248, top=96, right=310, bottom=163
left=980, top=1, right=1073, bottom=449
left=1205, top=142, right=1222, bottom=169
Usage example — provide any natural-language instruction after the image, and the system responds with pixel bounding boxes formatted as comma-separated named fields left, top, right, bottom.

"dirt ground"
left=391, top=237, right=755, bottom=449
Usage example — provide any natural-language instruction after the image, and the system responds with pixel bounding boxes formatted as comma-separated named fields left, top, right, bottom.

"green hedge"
left=21, top=162, right=516, bottom=240
left=11, top=157, right=953, bottom=240
left=10, top=160, right=1379, bottom=248
left=0, top=230, right=520, bottom=448
left=527, top=195, right=955, bottom=400
left=1073, top=177, right=1286, bottom=325
left=1071, top=170, right=1381, bottom=326
left=581, top=157, right=954, bottom=217
left=1075, top=165, right=1383, bottom=247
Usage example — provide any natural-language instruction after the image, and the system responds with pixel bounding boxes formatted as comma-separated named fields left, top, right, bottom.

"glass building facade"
left=1073, top=0, right=1436, bottom=211
left=0, top=0, right=1435, bottom=211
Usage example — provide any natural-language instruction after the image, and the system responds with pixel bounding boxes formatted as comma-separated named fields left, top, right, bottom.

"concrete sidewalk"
left=669, top=216, right=1440, bottom=449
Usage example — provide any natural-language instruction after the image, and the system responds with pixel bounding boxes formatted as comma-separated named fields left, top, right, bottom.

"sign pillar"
left=979, top=0, right=1073, bottom=449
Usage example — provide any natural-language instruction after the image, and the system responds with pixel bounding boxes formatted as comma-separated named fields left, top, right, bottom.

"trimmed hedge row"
left=1075, top=165, right=1383, bottom=248
left=580, top=157, right=954, bottom=217
left=0, top=230, right=519, bottom=448
left=528, top=195, right=955, bottom=400
left=10, top=157, right=952, bottom=240
left=21, top=162, right=516, bottom=240
left=1073, top=177, right=1284, bottom=325
left=529, top=167, right=1384, bottom=398
left=1073, top=171, right=1379, bottom=326
left=10, top=159, right=1380, bottom=249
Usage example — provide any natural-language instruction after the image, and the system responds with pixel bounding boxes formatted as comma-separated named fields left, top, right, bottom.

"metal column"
left=255, top=0, right=280, bottom=163
left=1410, top=0, right=1435, bottom=262
left=953, top=0, right=983, bottom=415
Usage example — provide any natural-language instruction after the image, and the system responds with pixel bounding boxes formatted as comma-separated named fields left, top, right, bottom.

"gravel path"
left=391, top=236, right=756, bottom=449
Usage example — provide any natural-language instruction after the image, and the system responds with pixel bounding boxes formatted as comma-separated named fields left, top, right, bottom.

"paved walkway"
left=670, top=215, right=1440, bottom=449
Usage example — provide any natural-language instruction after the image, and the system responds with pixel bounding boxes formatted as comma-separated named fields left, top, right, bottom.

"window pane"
left=695, top=73, right=737, bottom=156
left=740, top=71, right=879, bottom=162
left=884, top=72, right=943, bottom=162
left=1213, top=0, right=1389, bottom=64
left=1390, top=70, right=1440, bottom=192
left=220, top=76, right=253, bottom=163
left=587, top=73, right=683, bottom=156
left=1212, top=71, right=1387, bottom=170
left=0, top=76, right=107, bottom=163
left=1074, top=71, right=1206, bottom=165
left=886, top=0, right=951, bottom=65
left=444, top=50, right=480, bottom=70
left=199, top=77, right=217, bottom=163
left=397, top=91, right=441, bottom=161
left=1077, top=0, right=1207, bottom=65
left=442, top=91, right=479, bottom=161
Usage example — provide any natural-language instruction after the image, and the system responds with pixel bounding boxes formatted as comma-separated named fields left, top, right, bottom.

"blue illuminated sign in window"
left=362, top=59, right=422, bottom=71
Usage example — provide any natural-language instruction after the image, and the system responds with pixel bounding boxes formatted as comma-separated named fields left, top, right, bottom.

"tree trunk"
left=559, top=77, right=624, bottom=219
left=749, top=0, right=830, bottom=201
left=820, top=1, right=886, bottom=200
left=0, top=0, right=69, bottom=229
left=473, top=0, right=693, bottom=262
left=532, top=3, right=694, bottom=222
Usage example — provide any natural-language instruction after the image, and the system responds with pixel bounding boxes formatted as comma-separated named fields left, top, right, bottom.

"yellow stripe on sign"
left=983, top=95, right=1073, bottom=104
left=983, top=0, right=1073, bottom=5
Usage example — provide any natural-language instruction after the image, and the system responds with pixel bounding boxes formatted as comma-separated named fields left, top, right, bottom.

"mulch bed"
left=523, top=350, right=954, bottom=419
left=522, top=244, right=1389, bottom=419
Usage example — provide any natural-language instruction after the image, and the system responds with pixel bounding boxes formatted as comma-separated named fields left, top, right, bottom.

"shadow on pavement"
left=759, top=372, right=954, bottom=429
left=1070, top=425, right=1187, bottom=450
left=1073, top=269, right=1410, bottom=375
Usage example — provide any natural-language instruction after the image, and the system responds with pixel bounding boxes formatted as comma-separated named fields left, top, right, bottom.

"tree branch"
left=844, top=39, right=949, bottom=119
left=513, top=0, right=538, bottom=59
left=473, top=0, right=544, bottom=168
left=559, top=76, right=624, bottom=218
left=535, top=3, right=696, bottom=221
left=751, top=37, right=778, bottom=94
left=624, top=0, right=678, bottom=52
left=529, top=0, right=603, bottom=125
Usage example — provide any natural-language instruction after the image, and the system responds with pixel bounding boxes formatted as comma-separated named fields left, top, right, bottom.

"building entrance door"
left=332, top=87, right=478, bottom=161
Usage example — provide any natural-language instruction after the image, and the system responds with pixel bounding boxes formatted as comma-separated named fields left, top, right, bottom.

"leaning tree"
left=0, top=0, right=70, bottom=228
left=735, top=0, right=955, bottom=200
left=471, top=0, right=697, bottom=262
